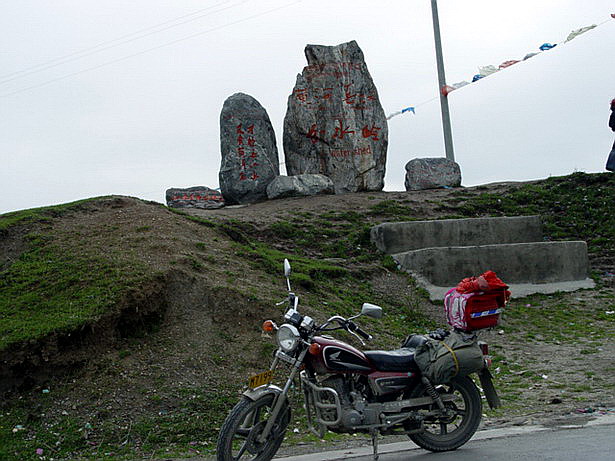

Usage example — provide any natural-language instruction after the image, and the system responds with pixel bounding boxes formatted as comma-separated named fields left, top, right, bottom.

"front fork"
left=257, top=348, right=308, bottom=443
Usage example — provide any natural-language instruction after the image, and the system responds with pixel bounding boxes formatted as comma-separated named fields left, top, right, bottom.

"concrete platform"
left=412, top=277, right=595, bottom=301
left=393, top=241, right=591, bottom=286
left=392, top=241, right=595, bottom=300
left=372, top=216, right=594, bottom=300
left=371, top=216, right=542, bottom=254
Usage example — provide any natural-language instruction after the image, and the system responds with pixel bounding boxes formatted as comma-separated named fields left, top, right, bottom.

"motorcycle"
left=216, top=259, right=500, bottom=461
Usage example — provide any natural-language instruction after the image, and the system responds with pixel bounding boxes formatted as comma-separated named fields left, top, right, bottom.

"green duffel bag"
left=414, top=331, right=484, bottom=384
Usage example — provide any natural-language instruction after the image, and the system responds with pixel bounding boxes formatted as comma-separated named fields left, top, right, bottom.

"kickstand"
left=370, top=429, right=379, bottom=461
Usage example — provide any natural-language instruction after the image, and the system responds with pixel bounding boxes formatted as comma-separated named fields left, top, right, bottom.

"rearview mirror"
left=283, top=259, right=291, bottom=278
left=361, top=303, right=383, bottom=319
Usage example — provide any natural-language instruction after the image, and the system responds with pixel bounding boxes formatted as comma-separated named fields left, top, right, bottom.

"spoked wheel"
left=407, top=376, right=482, bottom=452
left=216, top=394, right=290, bottom=461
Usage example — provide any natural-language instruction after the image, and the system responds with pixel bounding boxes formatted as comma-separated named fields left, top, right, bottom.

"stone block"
left=266, top=174, right=334, bottom=200
left=405, top=157, right=461, bottom=191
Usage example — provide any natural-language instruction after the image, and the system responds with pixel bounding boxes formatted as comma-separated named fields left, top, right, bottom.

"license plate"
left=248, top=370, right=274, bottom=389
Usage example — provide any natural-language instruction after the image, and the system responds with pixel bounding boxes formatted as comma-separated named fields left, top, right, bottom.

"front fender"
left=242, top=384, right=284, bottom=402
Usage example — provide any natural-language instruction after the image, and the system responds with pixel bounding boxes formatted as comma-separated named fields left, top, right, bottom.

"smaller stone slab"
left=405, top=157, right=461, bottom=191
left=266, top=174, right=334, bottom=200
left=166, top=186, right=224, bottom=209
left=371, top=216, right=543, bottom=254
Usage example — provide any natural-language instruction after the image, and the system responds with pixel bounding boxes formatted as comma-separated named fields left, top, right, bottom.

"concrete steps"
left=370, top=216, right=594, bottom=300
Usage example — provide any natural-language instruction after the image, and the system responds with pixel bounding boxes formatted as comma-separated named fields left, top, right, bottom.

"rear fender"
left=477, top=368, right=501, bottom=409
left=242, top=384, right=284, bottom=402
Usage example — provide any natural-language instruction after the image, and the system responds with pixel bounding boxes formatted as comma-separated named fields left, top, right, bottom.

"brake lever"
left=275, top=298, right=288, bottom=306
left=348, top=329, right=366, bottom=346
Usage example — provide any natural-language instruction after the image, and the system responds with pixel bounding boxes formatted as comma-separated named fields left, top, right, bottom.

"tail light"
left=478, top=342, right=489, bottom=355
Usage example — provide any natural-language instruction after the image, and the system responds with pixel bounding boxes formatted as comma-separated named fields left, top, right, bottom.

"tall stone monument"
left=219, top=93, right=280, bottom=204
left=283, top=40, right=388, bottom=193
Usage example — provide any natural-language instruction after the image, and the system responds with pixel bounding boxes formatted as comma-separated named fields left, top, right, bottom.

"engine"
left=319, top=376, right=380, bottom=429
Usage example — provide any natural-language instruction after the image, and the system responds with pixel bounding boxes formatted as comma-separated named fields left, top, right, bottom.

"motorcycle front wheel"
left=407, top=375, right=481, bottom=452
left=216, top=394, right=290, bottom=461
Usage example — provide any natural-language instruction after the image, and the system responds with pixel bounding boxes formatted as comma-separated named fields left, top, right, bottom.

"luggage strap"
left=440, top=341, right=460, bottom=377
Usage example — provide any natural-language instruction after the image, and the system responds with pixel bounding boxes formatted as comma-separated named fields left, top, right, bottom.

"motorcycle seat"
left=364, top=348, right=421, bottom=372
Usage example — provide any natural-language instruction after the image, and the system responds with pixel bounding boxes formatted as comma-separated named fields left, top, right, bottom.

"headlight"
left=277, top=324, right=300, bottom=352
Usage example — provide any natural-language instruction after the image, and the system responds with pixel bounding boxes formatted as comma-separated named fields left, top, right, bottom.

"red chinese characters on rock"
left=293, top=83, right=374, bottom=111
left=236, top=123, right=258, bottom=181
left=303, top=61, right=364, bottom=81
left=307, top=124, right=325, bottom=144
left=172, top=192, right=223, bottom=202
left=333, top=119, right=355, bottom=139
left=304, top=120, right=382, bottom=145
left=361, top=124, right=380, bottom=141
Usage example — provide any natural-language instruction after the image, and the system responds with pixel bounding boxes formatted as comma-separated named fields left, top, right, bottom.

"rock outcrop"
left=404, top=158, right=461, bottom=191
left=219, top=93, right=279, bottom=204
left=266, top=174, right=334, bottom=200
left=283, top=41, right=388, bottom=194
left=166, top=186, right=224, bottom=209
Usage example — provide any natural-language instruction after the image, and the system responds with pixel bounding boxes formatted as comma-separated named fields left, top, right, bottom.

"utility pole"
left=430, top=0, right=455, bottom=162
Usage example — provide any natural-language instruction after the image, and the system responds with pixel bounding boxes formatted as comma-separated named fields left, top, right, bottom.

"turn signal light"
left=308, top=343, right=321, bottom=355
left=262, top=320, right=275, bottom=332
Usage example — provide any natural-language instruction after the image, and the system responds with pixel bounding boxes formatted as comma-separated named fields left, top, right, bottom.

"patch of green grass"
left=458, top=172, right=615, bottom=256
left=0, top=197, right=112, bottom=231
left=167, top=208, right=217, bottom=228
left=0, top=386, right=237, bottom=460
left=501, top=293, right=615, bottom=344
left=240, top=242, right=348, bottom=285
left=381, top=255, right=398, bottom=271
left=0, top=233, right=150, bottom=351
left=267, top=221, right=302, bottom=239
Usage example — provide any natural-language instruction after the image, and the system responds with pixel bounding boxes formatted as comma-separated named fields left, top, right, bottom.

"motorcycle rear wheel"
left=407, top=375, right=481, bottom=452
left=216, top=394, right=290, bottom=461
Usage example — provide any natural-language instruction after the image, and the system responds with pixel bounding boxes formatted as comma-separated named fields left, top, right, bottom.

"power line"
left=0, top=0, right=249, bottom=86
left=0, top=0, right=303, bottom=99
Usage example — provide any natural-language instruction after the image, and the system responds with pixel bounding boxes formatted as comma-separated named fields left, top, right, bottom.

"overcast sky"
left=1, top=0, right=613, bottom=214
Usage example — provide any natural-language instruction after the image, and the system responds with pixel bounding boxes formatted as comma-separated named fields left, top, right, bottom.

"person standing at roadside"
left=606, top=98, right=615, bottom=171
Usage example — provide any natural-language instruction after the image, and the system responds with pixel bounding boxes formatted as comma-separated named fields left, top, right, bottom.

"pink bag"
left=444, top=288, right=476, bottom=330
left=444, top=288, right=506, bottom=331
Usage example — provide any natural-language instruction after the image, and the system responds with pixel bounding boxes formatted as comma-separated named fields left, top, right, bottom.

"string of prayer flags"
left=386, top=17, right=612, bottom=121
left=387, top=106, right=415, bottom=120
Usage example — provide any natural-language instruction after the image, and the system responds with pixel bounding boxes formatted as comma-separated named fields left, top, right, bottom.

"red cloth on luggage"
left=456, top=270, right=508, bottom=294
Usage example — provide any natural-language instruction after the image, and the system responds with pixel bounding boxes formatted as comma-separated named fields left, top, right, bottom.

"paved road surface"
left=277, top=417, right=615, bottom=461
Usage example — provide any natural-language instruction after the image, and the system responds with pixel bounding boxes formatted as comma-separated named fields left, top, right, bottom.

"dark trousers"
left=607, top=140, right=615, bottom=171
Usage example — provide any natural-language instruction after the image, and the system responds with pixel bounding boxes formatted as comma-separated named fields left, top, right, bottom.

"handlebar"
left=347, top=320, right=372, bottom=341
left=319, top=316, right=372, bottom=342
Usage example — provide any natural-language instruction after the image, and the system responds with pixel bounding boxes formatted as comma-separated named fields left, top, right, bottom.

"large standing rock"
left=266, top=174, right=334, bottom=200
left=404, top=158, right=462, bottom=191
left=220, top=93, right=280, bottom=204
left=283, top=41, right=388, bottom=194
left=166, top=186, right=224, bottom=209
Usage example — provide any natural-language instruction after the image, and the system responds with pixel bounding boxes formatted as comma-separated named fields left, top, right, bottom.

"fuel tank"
left=306, top=336, right=373, bottom=374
